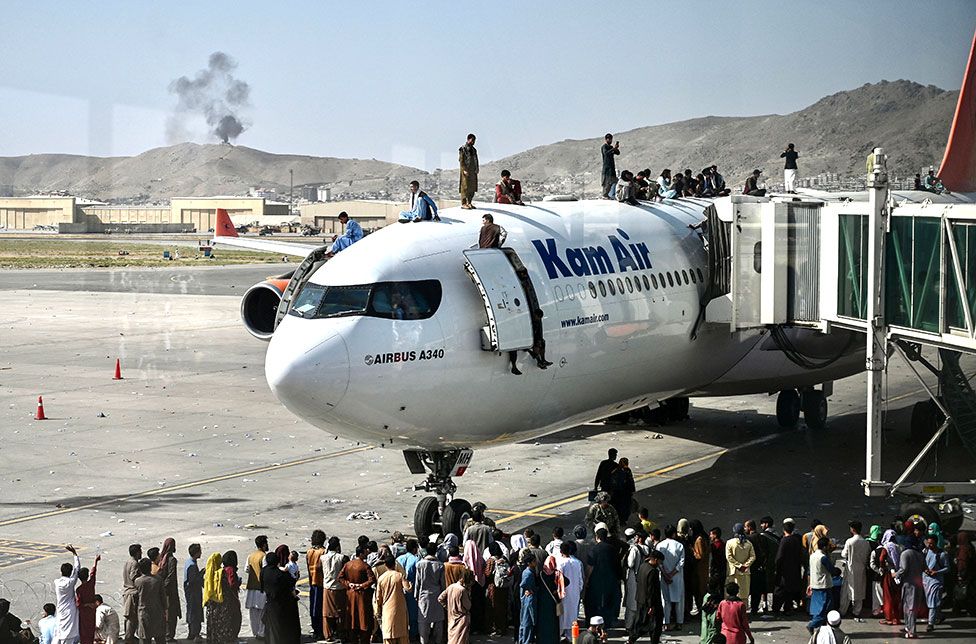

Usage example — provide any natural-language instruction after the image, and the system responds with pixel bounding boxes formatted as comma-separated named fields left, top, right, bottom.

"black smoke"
left=167, top=52, right=250, bottom=144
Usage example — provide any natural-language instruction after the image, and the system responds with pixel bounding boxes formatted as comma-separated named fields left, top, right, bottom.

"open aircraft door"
left=463, top=248, right=538, bottom=352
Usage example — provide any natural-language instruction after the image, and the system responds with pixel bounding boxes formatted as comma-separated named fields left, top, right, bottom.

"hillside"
left=0, top=80, right=960, bottom=201
left=0, top=143, right=424, bottom=201
left=474, top=80, right=957, bottom=195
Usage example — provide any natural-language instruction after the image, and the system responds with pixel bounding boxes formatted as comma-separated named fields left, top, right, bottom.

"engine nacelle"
left=241, top=278, right=291, bottom=340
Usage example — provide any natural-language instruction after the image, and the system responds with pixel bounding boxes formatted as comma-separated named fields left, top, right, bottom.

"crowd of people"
left=2, top=457, right=973, bottom=644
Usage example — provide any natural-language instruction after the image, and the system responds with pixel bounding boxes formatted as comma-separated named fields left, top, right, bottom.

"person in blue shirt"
left=396, top=539, right=422, bottom=640
left=518, top=554, right=537, bottom=644
left=923, top=534, right=949, bottom=632
left=327, top=212, right=363, bottom=256
left=398, top=181, right=440, bottom=222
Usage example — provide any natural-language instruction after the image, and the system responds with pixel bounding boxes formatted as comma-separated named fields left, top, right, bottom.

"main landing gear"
left=403, top=449, right=474, bottom=539
left=775, top=384, right=830, bottom=430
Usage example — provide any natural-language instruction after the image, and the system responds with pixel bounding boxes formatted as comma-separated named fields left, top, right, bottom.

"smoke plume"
left=167, top=52, right=250, bottom=143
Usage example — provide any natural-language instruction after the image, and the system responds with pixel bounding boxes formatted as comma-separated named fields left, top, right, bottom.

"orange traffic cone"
left=113, top=358, right=123, bottom=380
left=572, top=620, right=580, bottom=644
left=35, top=395, right=47, bottom=420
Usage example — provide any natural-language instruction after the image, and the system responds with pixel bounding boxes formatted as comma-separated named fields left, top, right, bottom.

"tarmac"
left=1, top=264, right=974, bottom=643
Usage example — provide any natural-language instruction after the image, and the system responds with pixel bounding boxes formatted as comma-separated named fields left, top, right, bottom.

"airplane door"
left=463, top=248, right=535, bottom=352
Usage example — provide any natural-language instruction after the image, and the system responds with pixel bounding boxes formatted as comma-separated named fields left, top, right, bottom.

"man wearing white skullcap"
left=578, top=616, right=606, bottom=644
left=810, top=610, right=853, bottom=644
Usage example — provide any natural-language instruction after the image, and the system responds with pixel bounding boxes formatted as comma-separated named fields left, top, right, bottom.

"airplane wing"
left=211, top=208, right=324, bottom=258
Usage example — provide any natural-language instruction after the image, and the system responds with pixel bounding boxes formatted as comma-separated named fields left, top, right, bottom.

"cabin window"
left=697, top=268, right=705, bottom=283
left=634, top=276, right=642, bottom=292
left=681, top=269, right=689, bottom=284
left=690, top=270, right=697, bottom=284
left=589, top=281, right=598, bottom=298
left=608, top=279, right=617, bottom=296
left=616, top=278, right=624, bottom=293
left=650, top=274, right=658, bottom=289
left=658, top=273, right=666, bottom=288
left=644, top=275, right=652, bottom=290
left=598, top=281, right=607, bottom=297
left=667, top=272, right=675, bottom=287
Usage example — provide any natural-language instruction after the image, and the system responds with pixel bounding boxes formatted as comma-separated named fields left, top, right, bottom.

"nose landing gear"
left=403, top=449, right=474, bottom=539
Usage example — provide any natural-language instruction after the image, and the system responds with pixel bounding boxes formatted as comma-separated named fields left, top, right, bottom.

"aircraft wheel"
left=776, top=389, right=801, bottom=428
left=901, top=501, right=939, bottom=529
left=414, top=496, right=440, bottom=540
left=803, top=390, right=828, bottom=430
left=440, top=498, right=472, bottom=539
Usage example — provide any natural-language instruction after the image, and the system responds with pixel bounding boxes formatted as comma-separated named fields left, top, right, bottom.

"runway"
left=1, top=267, right=974, bottom=642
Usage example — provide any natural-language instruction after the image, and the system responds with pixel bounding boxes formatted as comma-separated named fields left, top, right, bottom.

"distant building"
left=300, top=185, right=320, bottom=202
left=317, top=187, right=332, bottom=202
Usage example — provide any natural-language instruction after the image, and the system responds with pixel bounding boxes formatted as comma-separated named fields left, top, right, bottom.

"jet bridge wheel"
left=440, top=498, right=473, bottom=539
left=803, top=390, right=828, bottom=430
left=414, top=496, right=440, bottom=540
left=776, top=389, right=801, bottom=428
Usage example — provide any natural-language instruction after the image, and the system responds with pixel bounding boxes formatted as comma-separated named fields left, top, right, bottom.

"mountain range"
left=0, top=80, right=958, bottom=201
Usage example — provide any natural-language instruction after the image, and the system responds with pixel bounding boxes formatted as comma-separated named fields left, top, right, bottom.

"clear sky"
left=1, top=1, right=974, bottom=169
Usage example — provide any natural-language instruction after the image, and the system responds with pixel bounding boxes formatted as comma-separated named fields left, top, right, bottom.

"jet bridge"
left=703, top=150, right=976, bottom=509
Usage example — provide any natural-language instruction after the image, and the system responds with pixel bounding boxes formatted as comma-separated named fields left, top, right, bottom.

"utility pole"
left=863, top=147, right=888, bottom=496
left=289, top=169, right=294, bottom=216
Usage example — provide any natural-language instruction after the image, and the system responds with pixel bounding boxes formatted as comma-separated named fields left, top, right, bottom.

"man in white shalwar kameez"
left=555, top=545, right=584, bottom=642
left=657, top=526, right=686, bottom=628
left=54, top=545, right=81, bottom=644
left=840, top=520, right=872, bottom=617
left=622, top=529, right=650, bottom=633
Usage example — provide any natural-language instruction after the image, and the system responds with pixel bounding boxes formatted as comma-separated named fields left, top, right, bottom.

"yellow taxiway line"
left=0, top=445, right=374, bottom=528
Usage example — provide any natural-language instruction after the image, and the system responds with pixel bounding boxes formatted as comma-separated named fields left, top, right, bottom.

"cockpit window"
left=288, top=280, right=442, bottom=321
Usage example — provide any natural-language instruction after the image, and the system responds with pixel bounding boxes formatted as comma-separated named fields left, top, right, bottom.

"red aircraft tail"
left=938, top=29, right=976, bottom=192
left=215, top=208, right=238, bottom=237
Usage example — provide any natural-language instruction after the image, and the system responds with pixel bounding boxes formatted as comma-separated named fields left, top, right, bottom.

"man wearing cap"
left=809, top=610, right=852, bottom=644
left=585, top=493, right=621, bottom=538
left=580, top=616, right=607, bottom=644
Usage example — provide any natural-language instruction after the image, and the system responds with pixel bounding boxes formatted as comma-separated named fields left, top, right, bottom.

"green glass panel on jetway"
left=837, top=214, right=868, bottom=319
left=912, top=218, right=942, bottom=332
left=886, top=217, right=913, bottom=327
left=946, top=222, right=976, bottom=331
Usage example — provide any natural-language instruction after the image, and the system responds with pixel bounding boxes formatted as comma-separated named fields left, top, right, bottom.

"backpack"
left=493, top=557, right=511, bottom=588
left=498, top=226, right=508, bottom=246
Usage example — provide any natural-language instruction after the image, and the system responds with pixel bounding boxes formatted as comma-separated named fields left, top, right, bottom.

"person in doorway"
left=399, top=181, right=440, bottom=222
left=743, top=170, right=766, bottom=197
left=459, top=134, right=479, bottom=209
left=245, top=536, right=269, bottom=641
left=93, top=597, right=120, bottom=644
left=134, top=558, right=165, bottom=644
left=781, top=143, right=799, bottom=193
left=55, top=545, right=81, bottom=644
left=716, top=582, right=754, bottom=644
left=183, top=545, right=204, bottom=642
left=495, top=170, right=524, bottom=205
left=478, top=214, right=503, bottom=249
left=327, top=212, right=364, bottom=256
left=414, top=543, right=446, bottom=644
left=123, top=545, right=142, bottom=644
left=76, top=555, right=100, bottom=644
left=601, top=134, right=620, bottom=199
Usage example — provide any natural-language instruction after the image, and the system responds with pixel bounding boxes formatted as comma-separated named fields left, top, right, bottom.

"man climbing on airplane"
left=325, top=212, right=363, bottom=257
left=494, top=170, right=524, bottom=205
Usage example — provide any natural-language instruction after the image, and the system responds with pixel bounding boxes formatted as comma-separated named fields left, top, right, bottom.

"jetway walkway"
left=703, top=150, right=976, bottom=501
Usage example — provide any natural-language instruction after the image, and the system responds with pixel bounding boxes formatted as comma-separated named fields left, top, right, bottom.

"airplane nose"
left=265, top=325, right=350, bottom=416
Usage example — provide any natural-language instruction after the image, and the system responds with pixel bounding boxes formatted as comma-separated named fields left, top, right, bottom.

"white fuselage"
left=264, top=200, right=862, bottom=449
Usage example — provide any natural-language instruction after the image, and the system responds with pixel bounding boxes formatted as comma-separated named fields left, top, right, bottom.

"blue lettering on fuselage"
left=531, top=229, right=652, bottom=279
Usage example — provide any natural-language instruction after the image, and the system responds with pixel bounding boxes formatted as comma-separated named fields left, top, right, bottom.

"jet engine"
left=241, top=277, right=292, bottom=340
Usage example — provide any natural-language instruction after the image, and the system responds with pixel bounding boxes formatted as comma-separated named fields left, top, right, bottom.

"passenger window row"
left=552, top=267, right=705, bottom=302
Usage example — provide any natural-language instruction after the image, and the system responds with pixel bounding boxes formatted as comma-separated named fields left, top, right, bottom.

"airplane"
left=212, top=31, right=976, bottom=539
